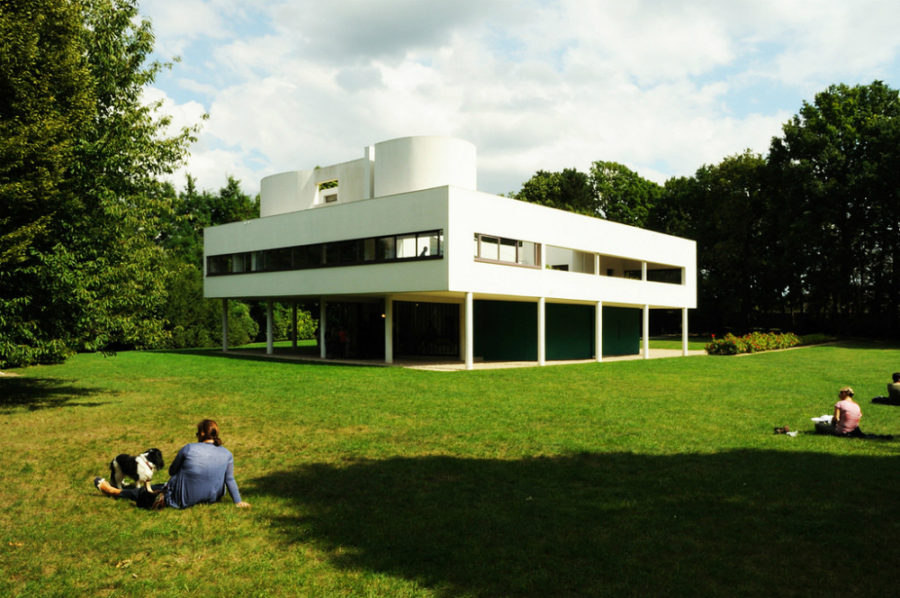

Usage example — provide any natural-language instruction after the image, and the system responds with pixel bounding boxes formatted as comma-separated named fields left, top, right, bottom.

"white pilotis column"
left=384, top=296, right=393, bottom=364
left=266, top=300, right=274, bottom=355
left=538, top=297, right=546, bottom=366
left=682, top=307, right=689, bottom=356
left=319, top=298, right=327, bottom=359
left=464, top=292, right=474, bottom=370
left=291, top=302, right=298, bottom=350
left=595, top=301, right=603, bottom=362
left=221, top=299, right=229, bottom=352
left=643, top=304, right=650, bottom=360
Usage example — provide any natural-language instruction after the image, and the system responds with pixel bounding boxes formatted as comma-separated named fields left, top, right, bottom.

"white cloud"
left=143, top=0, right=900, bottom=196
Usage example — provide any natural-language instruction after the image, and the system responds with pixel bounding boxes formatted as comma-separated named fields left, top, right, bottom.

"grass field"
left=2, top=341, right=899, bottom=597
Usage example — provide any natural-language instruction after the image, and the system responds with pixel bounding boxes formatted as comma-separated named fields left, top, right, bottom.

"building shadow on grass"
left=0, top=376, right=107, bottom=411
left=154, top=347, right=363, bottom=368
left=251, top=451, right=900, bottom=597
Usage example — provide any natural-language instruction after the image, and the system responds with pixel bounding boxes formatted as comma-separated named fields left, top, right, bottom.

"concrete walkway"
left=225, top=347, right=706, bottom=371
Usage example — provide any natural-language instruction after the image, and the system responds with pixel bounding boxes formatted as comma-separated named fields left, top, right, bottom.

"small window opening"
left=317, top=180, right=339, bottom=204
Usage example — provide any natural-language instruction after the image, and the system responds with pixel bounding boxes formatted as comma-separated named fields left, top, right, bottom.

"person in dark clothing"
left=871, top=372, right=900, bottom=405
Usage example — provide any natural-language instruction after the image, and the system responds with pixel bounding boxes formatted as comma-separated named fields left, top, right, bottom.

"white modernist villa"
left=204, top=136, right=697, bottom=369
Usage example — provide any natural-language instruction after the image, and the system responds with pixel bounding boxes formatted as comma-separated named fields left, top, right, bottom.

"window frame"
left=473, top=233, right=541, bottom=269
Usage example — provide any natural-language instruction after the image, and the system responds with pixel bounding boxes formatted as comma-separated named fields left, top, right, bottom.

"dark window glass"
left=266, top=248, right=292, bottom=270
left=232, top=253, right=243, bottom=273
left=293, top=245, right=310, bottom=268
left=363, top=238, right=376, bottom=261
left=324, top=242, right=341, bottom=265
left=207, top=255, right=227, bottom=274
left=647, top=268, right=682, bottom=284
left=378, top=236, right=395, bottom=260
left=338, top=240, right=359, bottom=263
left=251, top=251, right=264, bottom=271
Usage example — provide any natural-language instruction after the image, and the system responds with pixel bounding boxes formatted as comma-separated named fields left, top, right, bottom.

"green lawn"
left=2, top=342, right=899, bottom=597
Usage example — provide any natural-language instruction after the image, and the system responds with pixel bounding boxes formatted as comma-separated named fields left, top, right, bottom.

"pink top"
left=834, top=399, right=861, bottom=434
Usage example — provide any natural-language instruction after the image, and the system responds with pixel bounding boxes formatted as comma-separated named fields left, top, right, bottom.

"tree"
left=677, top=152, right=771, bottom=331
left=0, top=0, right=200, bottom=367
left=589, top=161, right=662, bottom=228
left=160, top=176, right=261, bottom=349
left=768, top=81, right=900, bottom=334
left=515, top=168, right=595, bottom=215
left=0, top=0, right=93, bottom=365
left=160, top=175, right=260, bottom=265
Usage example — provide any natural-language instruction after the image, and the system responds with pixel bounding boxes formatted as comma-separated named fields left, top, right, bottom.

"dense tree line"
left=515, top=81, right=900, bottom=336
left=0, top=1, right=313, bottom=368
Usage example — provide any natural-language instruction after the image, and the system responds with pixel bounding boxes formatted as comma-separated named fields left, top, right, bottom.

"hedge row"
left=705, top=331, right=801, bottom=355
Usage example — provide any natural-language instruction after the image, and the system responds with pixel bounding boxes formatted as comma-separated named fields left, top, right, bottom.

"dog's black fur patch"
left=109, top=448, right=164, bottom=489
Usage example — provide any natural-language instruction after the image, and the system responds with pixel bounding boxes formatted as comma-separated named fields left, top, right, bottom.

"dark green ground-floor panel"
left=602, top=306, right=640, bottom=356
left=546, top=303, right=594, bottom=360
left=474, top=300, right=640, bottom=361
left=474, top=300, right=537, bottom=361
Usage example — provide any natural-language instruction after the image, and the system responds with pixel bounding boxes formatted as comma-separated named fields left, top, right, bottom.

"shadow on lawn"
left=252, top=451, right=900, bottom=597
left=154, top=347, right=359, bottom=367
left=0, top=376, right=106, bottom=411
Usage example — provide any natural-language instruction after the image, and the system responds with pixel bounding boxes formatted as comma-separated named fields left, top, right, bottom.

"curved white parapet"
left=373, top=136, right=476, bottom=198
left=260, top=170, right=314, bottom=217
left=260, top=136, right=477, bottom=216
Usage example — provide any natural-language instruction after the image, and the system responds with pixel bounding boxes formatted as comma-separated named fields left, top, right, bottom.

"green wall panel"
left=546, top=303, right=595, bottom=360
left=603, top=306, right=640, bottom=355
left=474, top=300, right=537, bottom=361
left=474, top=301, right=640, bottom=361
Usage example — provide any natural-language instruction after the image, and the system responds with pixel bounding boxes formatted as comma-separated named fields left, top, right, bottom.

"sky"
left=141, top=0, right=900, bottom=197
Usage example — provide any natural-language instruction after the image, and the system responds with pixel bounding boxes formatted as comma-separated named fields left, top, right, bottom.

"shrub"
left=798, top=333, right=837, bottom=345
left=706, top=331, right=800, bottom=355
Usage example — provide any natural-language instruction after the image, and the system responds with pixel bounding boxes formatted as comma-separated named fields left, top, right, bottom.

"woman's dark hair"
left=196, top=419, right=223, bottom=446
left=893, top=372, right=900, bottom=383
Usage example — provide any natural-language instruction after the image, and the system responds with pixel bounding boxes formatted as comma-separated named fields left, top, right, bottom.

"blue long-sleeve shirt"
left=164, top=442, right=242, bottom=509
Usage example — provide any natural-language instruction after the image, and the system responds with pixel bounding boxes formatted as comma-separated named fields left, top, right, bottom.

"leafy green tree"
left=160, top=176, right=320, bottom=349
left=589, top=161, right=662, bottom=228
left=0, top=0, right=199, bottom=367
left=161, top=175, right=259, bottom=265
left=160, top=177, right=260, bottom=349
left=162, top=261, right=259, bottom=348
left=515, top=168, right=595, bottom=215
left=768, top=81, right=900, bottom=334
left=680, top=152, right=771, bottom=331
left=0, top=0, right=93, bottom=365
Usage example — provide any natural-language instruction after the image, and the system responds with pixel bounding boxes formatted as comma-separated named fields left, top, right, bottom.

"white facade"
left=204, top=136, right=697, bottom=367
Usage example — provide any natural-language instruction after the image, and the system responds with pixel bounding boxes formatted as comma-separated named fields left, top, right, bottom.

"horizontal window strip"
left=206, top=229, right=443, bottom=276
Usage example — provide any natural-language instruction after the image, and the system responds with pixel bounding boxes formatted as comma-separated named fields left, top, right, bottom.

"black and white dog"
left=109, top=448, right=164, bottom=491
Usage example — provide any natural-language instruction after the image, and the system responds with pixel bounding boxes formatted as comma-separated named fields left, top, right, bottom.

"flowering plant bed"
left=705, top=331, right=800, bottom=355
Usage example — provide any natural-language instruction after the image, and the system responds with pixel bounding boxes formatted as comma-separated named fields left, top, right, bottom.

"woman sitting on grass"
left=815, top=387, right=864, bottom=437
left=94, top=419, right=251, bottom=510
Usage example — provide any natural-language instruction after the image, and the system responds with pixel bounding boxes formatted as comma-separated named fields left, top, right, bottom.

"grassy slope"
left=1, top=343, right=899, bottom=597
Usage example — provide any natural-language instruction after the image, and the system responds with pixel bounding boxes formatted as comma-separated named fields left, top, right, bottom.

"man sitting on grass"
left=871, top=372, right=900, bottom=405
